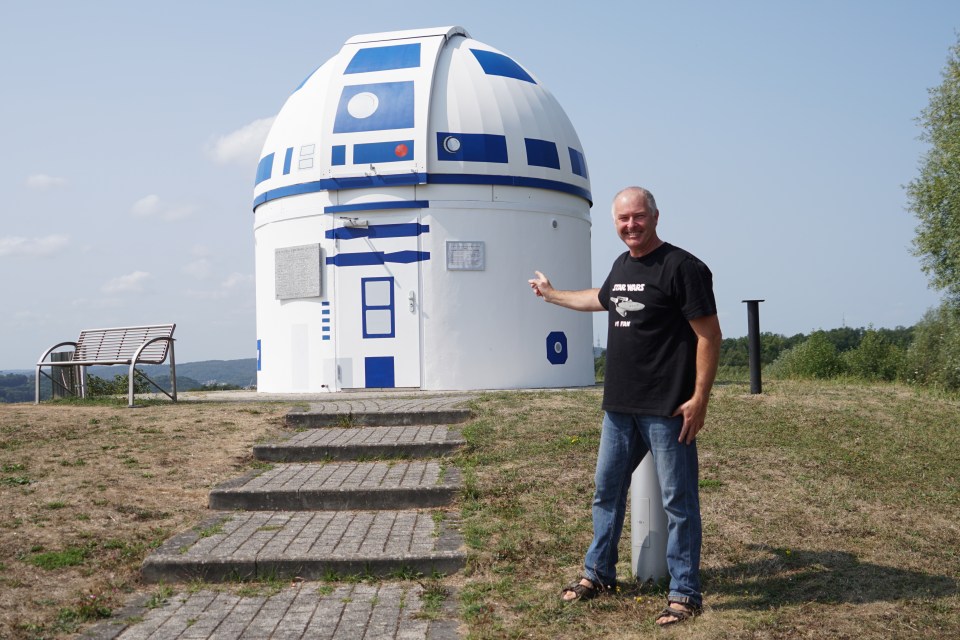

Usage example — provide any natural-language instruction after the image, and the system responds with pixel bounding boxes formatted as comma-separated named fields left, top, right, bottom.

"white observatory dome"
left=253, top=26, right=594, bottom=392
left=253, top=25, right=590, bottom=209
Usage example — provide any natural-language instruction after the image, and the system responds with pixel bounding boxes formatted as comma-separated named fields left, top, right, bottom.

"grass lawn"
left=0, top=380, right=957, bottom=639
left=454, top=380, right=959, bottom=639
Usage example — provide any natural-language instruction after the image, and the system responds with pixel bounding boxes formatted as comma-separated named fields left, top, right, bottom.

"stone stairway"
left=89, top=395, right=473, bottom=639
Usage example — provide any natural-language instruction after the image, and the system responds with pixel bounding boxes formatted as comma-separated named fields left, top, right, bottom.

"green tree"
left=907, top=36, right=960, bottom=303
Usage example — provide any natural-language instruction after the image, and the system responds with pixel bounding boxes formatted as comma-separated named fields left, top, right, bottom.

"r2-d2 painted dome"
left=253, top=26, right=593, bottom=391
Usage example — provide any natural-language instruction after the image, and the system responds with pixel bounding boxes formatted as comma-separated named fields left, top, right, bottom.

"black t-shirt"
left=598, top=242, right=717, bottom=416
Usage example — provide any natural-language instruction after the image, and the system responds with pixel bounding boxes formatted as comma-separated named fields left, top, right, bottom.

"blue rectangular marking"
left=469, top=49, right=536, bottom=84
left=364, top=356, right=395, bottom=388
left=331, top=145, right=346, bottom=166
left=323, top=336, right=331, bottom=341
left=324, top=200, right=427, bottom=214
left=283, top=147, right=293, bottom=175
left=326, top=251, right=429, bottom=267
left=326, top=223, right=429, bottom=240
left=345, top=43, right=421, bottom=74
left=257, top=339, right=261, bottom=371
left=255, top=153, right=274, bottom=185
left=436, top=132, right=508, bottom=163
left=353, top=140, right=414, bottom=164
left=568, top=147, right=588, bottom=178
left=334, top=82, right=414, bottom=133
left=322, top=310, right=330, bottom=315
left=525, top=138, right=560, bottom=169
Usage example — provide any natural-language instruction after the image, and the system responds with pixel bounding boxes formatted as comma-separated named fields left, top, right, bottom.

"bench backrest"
left=74, top=324, right=176, bottom=364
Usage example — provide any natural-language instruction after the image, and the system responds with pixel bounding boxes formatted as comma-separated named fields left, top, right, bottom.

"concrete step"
left=255, top=425, right=466, bottom=462
left=85, top=582, right=460, bottom=640
left=209, top=461, right=461, bottom=511
left=142, top=510, right=465, bottom=583
left=284, top=397, right=473, bottom=428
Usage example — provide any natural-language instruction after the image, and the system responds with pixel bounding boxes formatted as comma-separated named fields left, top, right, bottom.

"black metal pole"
left=742, top=299, right=764, bottom=394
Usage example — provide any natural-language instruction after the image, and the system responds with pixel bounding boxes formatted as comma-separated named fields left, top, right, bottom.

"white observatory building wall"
left=252, top=26, right=596, bottom=393
left=419, top=187, right=594, bottom=390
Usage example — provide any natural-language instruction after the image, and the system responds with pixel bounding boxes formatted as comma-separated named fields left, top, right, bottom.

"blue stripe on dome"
left=252, top=172, right=592, bottom=210
left=469, top=49, right=536, bottom=84
left=345, top=43, right=421, bottom=73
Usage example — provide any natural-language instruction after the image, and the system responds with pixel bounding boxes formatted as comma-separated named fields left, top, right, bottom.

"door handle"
left=408, top=291, right=416, bottom=312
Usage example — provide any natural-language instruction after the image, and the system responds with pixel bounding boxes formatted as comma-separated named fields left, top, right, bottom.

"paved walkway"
left=84, top=391, right=473, bottom=640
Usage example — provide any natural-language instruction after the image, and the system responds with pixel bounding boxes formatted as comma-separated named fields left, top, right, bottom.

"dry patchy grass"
left=455, top=380, right=960, bottom=639
left=0, top=399, right=289, bottom=639
left=1, top=381, right=958, bottom=639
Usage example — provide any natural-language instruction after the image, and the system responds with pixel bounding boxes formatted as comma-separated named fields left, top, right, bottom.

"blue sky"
left=1, top=1, right=957, bottom=368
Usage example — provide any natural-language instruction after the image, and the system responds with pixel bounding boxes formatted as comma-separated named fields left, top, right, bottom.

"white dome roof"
left=253, top=26, right=591, bottom=210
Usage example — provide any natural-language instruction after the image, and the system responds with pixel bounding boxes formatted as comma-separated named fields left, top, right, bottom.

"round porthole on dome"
left=347, top=92, right=379, bottom=119
left=443, top=136, right=461, bottom=153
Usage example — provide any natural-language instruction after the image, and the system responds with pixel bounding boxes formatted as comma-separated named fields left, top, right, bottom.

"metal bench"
left=35, top=323, right=177, bottom=407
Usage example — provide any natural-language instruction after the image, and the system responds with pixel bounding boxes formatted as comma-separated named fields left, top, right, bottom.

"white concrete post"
left=630, top=451, right=668, bottom=582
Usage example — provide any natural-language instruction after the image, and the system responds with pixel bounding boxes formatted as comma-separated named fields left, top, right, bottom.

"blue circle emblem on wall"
left=546, top=331, right=568, bottom=365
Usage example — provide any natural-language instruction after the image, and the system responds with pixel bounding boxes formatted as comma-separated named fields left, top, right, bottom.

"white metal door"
left=330, top=210, right=424, bottom=389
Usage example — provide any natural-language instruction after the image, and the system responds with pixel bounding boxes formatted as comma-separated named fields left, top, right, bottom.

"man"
left=528, top=186, right=721, bottom=627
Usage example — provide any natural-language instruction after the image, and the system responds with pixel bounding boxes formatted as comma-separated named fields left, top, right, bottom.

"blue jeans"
left=582, top=411, right=702, bottom=606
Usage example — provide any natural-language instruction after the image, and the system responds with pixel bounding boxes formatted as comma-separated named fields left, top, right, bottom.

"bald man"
left=529, top=187, right=721, bottom=627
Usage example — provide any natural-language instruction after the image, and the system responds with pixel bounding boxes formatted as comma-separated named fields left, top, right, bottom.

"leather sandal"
left=655, top=601, right=702, bottom=626
left=560, top=577, right=605, bottom=602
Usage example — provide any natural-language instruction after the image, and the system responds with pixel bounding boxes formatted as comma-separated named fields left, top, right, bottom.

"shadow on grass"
left=705, top=544, right=957, bottom=609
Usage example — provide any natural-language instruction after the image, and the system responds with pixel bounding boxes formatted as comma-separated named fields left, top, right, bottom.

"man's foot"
left=655, top=601, right=701, bottom=626
left=560, top=577, right=604, bottom=602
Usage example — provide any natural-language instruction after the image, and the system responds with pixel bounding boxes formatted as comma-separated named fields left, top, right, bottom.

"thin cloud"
left=131, top=194, right=197, bottom=221
left=206, top=117, right=274, bottom=164
left=185, top=273, right=253, bottom=299
left=182, top=258, right=213, bottom=280
left=25, top=174, right=67, bottom=190
left=101, top=271, right=151, bottom=294
left=0, top=235, right=69, bottom=257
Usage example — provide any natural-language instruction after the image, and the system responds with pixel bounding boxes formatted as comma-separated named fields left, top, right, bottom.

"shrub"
left=842, top=328, right=906, bottom=381
left=87, top=371, right=151, bottom=397
left=768, top=332, right=846, bottom=379
left=904, top=302, right=960, bottom=390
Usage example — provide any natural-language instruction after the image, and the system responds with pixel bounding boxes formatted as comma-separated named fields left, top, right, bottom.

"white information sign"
left=446, top=241, right=485, bottom=271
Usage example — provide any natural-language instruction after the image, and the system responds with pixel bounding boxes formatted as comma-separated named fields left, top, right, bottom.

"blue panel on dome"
left=436, top=132, right=508, bottom=163
left=470, top=49, right=536, bottom=84
left=354, top=140, right=414, bottom=164
left=331, top=145, right=346, bottom=166
left=255, top=153, right=274, bottom=185
left=333, top=82, right=415, bottom=133
left=283, top=147, right=293, bottom=175
left=525, top=138, right=560, bottom=169
left=345, top=43, right=421, bottom=73
left=569, top=147, right=588, bottom=178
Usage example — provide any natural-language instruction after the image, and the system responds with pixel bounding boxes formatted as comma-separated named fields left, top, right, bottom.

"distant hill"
left=0, top=359, right=258, bottom=403
left=86, top=359, right=258, bottom=389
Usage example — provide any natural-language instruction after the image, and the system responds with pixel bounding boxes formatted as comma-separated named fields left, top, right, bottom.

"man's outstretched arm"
left=528, top=270, right=604, bottom=312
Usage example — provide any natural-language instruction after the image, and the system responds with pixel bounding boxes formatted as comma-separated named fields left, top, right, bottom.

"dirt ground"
left=0, top=399, right=290, bottom=639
